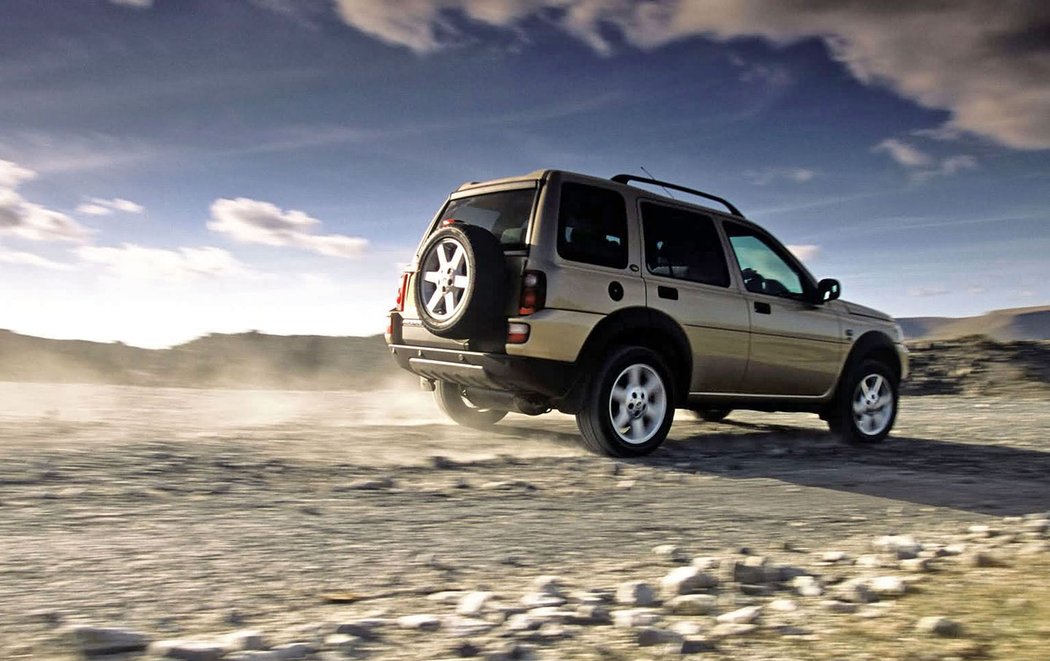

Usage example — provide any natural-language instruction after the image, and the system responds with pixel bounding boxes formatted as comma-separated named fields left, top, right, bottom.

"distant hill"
left=898, top=306, right=1050, bottom=341
left=0, top=330, right=406, bottom=390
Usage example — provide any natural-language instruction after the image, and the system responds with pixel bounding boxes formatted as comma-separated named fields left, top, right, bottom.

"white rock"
left=270, top=642, right=314, bottom=660
left=768, top=599, right=798, bottom=612
left=221, top=630, right=267, bottom=652
left=457, top=591, right=494, bottom=616
left=615, top=580, right=657, bottom=606
left=821, top=600, right=858, bottom=614
left=612, top=608, right=662, bottom=628
left=334, top=617, right=388, bottom=640
left=791, top=575, right=824, bottom=597
left=834, top=577, right=876, bottom=603
left=323, top=634, right=358, bottom=654
left=653, top=544, right=689, bottom=563
left=710, top=622, right=757, bottom=638
left=531, top=575, right=566, bottom=596
left=668, top=621, right=704, bottom=637
left=636, top=627, right=683, bottom=647
left=427, top=590, right=468, bottom=604
left=873, top=535, right=922, bottom=559
left=855, top=554, right=884, bottom=568
left=821, top=551, right=849, bottom=563
left=66, top=625, right=150, bottom=655
left=444, top=616, right=495, bottom=637
left=397, top=614, right=442, bottom=631
left=660, top=566, right=718, bottom=597
left=149, top=640, right=225, bottom=661
left=665, top=594, right=718, bottom=615
left=525, top=606, right=575, bottom=623
left=520, top=592, right=566, bottom=608
left=715, top=605, right=762, bottom=625
left=691, top=556, right=720, bottom=571
left=869, top=576, right=908, bottom=597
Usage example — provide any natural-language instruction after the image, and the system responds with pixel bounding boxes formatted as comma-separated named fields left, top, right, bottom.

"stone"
left=458, top=591, right=495, bottom=616
left=519, top=593, right=565, bottom=608
left=445, top=616, right=496, bottom=637
left=665, top=594, right=718, bottom=615
left=678, top=636, right=718, bottom=653
left=612, top=608, right=662, bottom=628
left=821, top=600, right=858, bottom=614
left=570, top=604, right=611, bottom=625
left=450, top=641, right=481, bottom=657
left=731, top=556, right=772, bottom=584
left=636, top=627, right=683, bottom=647
left=916, top=616, right=963, bottom=637
left=869, top=576, right=908, bottom=597
left=323, top=634, right=359, bottom=654
left=967, top=524, right=998, bottom=538
left=833, top=577, right=876, bottom=603
left=504, top=613, right=542, bottom=632
left=792, top=575, right=823, bottom=597
left=900, top=558, right=931, bottom=572
left=429, top=591, right=469, bottom=604
left=615, top=580, right=657, bottom=606
left=668, top=621, right=704, bottom=637
left=149, top=640, right=225, bottom=661
left=710, top=623, right=757, bottom=638
left=768, top=599, right=798, bottom=612
left=654, top=544, right=690, bottom=563
left=821, top=551, right=849, bottom=563
left=873, top=534, right=922, bottom=559
left=715, top=606, right=761, bottom=625
left=531, top=575, right=566, bottom=597
left=661, top=566, right=719, bottom=597
left=221, top=630, right=267, bottom=652
left=691, top=557, right=720, bottom=571
left=335, top=618, right=389, bottom=640
left=854, top=554, right=884, bottom=568
left=341, top=476, right=394, bottom=491
left=397, top=614, right=443, bottom=631
left=965, top=550, right=1009, bottom=568
left=65, top=625, right=150, bottom=655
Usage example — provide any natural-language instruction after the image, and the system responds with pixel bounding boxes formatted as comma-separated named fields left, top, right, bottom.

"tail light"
left=395, top=271, right=411, bottom=311
left=518, top=270, right=546, bottom=316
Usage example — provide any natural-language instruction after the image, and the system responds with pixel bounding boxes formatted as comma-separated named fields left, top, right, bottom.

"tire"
left=576, top=347, right=675, bottom=457
left=415, top=224, right=506, bottom=339
left=434, top=381, right=507, bottom=429
left=693, top=408, right=731, bottom=423
left=827, top=359, right=898, bottom=444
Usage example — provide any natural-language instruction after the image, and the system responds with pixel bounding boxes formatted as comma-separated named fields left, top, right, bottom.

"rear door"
left=722, top=221, right=844, bottom=396
left=639, top=201, right=750, bottom=393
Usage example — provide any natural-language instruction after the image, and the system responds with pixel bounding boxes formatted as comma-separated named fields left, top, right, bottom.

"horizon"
left=2, top=1, right=1049, bottom=348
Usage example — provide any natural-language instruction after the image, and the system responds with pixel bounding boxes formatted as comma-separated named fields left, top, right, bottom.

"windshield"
left=438, top=188, right=536, bottom=250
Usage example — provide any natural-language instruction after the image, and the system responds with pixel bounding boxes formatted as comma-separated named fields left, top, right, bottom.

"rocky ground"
left=0, top=383, right=1048, bottom=660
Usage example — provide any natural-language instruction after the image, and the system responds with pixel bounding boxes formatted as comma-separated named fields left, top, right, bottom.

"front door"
left=723, top=222, right=844, bottom=396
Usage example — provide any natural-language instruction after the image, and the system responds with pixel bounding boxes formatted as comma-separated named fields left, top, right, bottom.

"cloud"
left=109, top=0, right=154, bottom=8
left=331, top=0, right=1050, bottom=150
left=76, top=197, right=145, bottom=216
left=874, top=138, right=979, bottom=181
left=745, top=167, right=816, bottom=185
left=0, top=159, right=91, bottom=242
left=787, top=244, right=820, bottom=261
left=0, top=245, right=71, bottom=270
left=76, top=244, right=255, bottom=283
left=906, top=285, right=950, bottom=298
left=873, top=139, right=932, bottom=168
left=208, top=197, right=368, bottom=258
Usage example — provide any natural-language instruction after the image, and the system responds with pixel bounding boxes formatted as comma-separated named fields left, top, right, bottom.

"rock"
left=654, top=544, right=690, bottom=563
left=943, top=543, right=967, bottom=556
left=869, top=576, right=908, bottom=597
left=678, top=636, right=718, bottom=653
left=616, top=479, right=636, bottom=489
left=900, top=558, right=931, bottom=572
left=691, top=557, right=720, bottom=571
left=323, top=634, right=359, bottom=654
left=486, top=641, right=533, bottom=661
left=531, top=575, right=566, bottom=597
left=445, top=616, right=496, bottom=637
left=522, top=606, right=574, bottom=623
left=833, top=577, right=876, bottom=603
left=612, top=608, right=662, bottom=628
left=873, top=534, right=922, bottom=559
left=1021, top=518, right=1049, bottom=535
left=450, top=640, right=481, bottom=657
left=665, top=594, right=718, bottom=615
left=854, top=554, right=884, bottom=568
left=821, top=600, right=858, bottom=614
left=458, top=591, right=495, bottom=616
left=429, top=590, right=469, bottom=604
left=271, top=642, right=315, bottom=660
left=615, top=580, right=657, bottom=606
left=341, top=476, right=394, bottom=491
left=739, top=584, right=774, bottom=596
left=65, top=625, right=151, bottom=655
left=27, top=609, right=65, bottom=627
left=504, top=613, right=543, bottom=632
left=967, top=524, right=998, bottom=538
left=661, top=566, right=719, bottom=597
left=570, top=604, right=611, bottom=625
left=637, top=627, right=683, bottom=647
left=334, top=617, right=388, bottom=640
left=821, top=551, right=849, bottom=563
left=397, top=614, right=443, bottom=631
left=430, top=455, right=457, bottom=469
left=1017, top=541, right=1050, bottom=555
left=965, top=550, right=1009, bottom=567
left=710, top=623, right=757, bottom=638
left=149, top=640, right=225, bottom=661
left=731, top=556, right=777, bottom=584
left=791, top=575, right=823, bottom=597
left=519, top=593, right=565, bottom=608
left=221, top=630, right=267, bottom=652
left=916, top=616, right=963, bottom=637
left=768, top=599, right=798, bottom=612
left=668, top=621, right=704, bottom=637
left=715, top=606, right=761, bottom=625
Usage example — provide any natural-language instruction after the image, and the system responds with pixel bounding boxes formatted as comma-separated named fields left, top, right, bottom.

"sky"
left=1, top=0, right=1048, bottom=348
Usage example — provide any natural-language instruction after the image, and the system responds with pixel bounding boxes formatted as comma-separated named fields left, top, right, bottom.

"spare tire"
left=415, top=224, right=506, bottom=339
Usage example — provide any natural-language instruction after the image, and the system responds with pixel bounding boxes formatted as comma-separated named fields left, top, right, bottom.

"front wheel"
left=576, top=347, right=675, bottom=457
left=827, top=360, right=898, bottom=444
left=434, top=382, right=507, bottom=429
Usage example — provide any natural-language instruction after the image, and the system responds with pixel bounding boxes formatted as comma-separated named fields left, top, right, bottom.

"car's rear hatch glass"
left=437, top=188, right=537, bottom=251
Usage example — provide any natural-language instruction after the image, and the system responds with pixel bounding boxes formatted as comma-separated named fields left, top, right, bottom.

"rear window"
left=439, top=188, right=536, bottom=250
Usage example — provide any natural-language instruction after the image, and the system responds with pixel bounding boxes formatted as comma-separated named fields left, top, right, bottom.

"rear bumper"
left=387, top=343, right=576, bottom=398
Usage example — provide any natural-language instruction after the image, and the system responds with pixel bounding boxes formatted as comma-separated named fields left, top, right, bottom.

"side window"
left=557, top=182, right=628, bottom=269
left=641, top=202, right=729, bottom=287
left=725, top=223, right=806, bottom=298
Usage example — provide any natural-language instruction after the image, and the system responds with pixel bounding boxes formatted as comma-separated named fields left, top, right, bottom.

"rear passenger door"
left=640, top=201, right=750, bottom=393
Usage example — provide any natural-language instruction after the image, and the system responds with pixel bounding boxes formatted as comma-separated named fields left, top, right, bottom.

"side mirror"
left=815, top=278, right=841, bottom=303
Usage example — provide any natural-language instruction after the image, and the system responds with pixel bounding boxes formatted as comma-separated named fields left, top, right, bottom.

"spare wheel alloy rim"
left=852, top=373, right=893, bottom=436
left=608, top=363, right=667, bottom=445
left=420, top=237, right=471, bottom=322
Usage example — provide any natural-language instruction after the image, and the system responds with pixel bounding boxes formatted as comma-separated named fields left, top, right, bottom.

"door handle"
left=754, top=301, right=771, bottom=314
left=658, top=286, right=679, bottom=300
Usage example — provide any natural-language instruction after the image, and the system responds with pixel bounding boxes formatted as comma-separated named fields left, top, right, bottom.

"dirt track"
left=1, top=383, right=1048, bottom=659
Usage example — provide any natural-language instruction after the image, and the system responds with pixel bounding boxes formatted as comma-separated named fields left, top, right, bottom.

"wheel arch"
left=841, top=330, right=902, bottom=385
left=567, top=307, right=692, bottom=410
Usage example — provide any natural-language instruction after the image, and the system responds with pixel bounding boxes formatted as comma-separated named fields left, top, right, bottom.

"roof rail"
left=610, top=174, right=742, bottom=217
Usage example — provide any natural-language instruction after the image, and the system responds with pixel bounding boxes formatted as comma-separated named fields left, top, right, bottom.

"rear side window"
left=440, top=188, right=536, bottom=250
left=641, top=202, right=730, bottom=287
left=557, top=182, right=628, bottom=269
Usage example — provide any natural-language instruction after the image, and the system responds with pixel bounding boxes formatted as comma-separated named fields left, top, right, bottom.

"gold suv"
left=386, top=170, right=908, bottom=456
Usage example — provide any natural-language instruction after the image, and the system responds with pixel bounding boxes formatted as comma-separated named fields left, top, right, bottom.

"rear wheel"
left=576, top=347, right=675, bottom=457
left=827, top=360, right=898, bottom=444
left=434, top=381, right=507, bottom=429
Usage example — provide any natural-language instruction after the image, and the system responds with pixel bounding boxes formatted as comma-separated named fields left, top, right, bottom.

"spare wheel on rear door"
left=414, top=224, right=506, bottom=339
